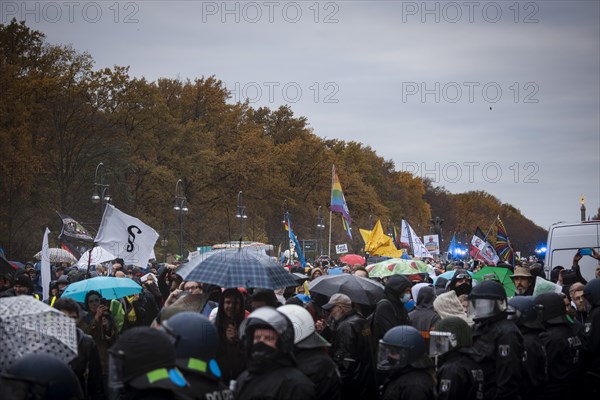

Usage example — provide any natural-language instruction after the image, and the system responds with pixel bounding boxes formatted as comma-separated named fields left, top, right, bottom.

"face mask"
left=454, top=282, right=472, bottom=297
left=250, top=341, right=278, bottom=364
left=401, top=293, right=411, bottom=303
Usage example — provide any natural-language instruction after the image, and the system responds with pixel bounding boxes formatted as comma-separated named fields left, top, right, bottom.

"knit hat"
left=14, top=273, right=33, bottom=291
left=433, top=290, right=473, bottom=326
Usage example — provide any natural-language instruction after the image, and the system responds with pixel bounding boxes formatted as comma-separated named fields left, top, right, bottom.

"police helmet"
left=378, top=325, right=432, bottom=371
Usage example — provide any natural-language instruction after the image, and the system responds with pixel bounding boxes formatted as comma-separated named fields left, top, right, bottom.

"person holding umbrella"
left=371, top=275, right=412, bottom=343
left=80, top=290, right=119, bottom=385
left=54, top=297, right=105, bottom=400
left=323, top=293, right=377, bottom=400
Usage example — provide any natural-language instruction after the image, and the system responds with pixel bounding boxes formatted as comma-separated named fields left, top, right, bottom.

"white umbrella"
left=0, top=296, right=78, bottom=371
left=34, top=248, right=77, bottom=263
left=75, top=246, right=116, bottom=269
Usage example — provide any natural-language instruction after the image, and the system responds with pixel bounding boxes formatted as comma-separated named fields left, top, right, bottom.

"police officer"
left=377, top=325, right=435, bottom=400
left=582, top=278, right=600, bottom=394
left=161, top=311, right=233, bottom=400
left=0, top=353, right=83, bottom=400
left=507, top=296, right=547, bottom=400
left=430, top=317, right=484, bottom=400
left=468, top=280, right=523, bottom=400
left=535, top=292, right=583, bottom=400
left=278, top=304, right=342, bottom=400
left=108, top=327, right=190, bottom=400
left=235, top=307, right=316, bottom=400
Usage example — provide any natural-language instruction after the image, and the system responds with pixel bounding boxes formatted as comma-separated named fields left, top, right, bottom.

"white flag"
left=401, top=220, right=434, bottom=259
left=41, top=228, right=51, bottom=300
left=95, top=205, right=159, bottom=267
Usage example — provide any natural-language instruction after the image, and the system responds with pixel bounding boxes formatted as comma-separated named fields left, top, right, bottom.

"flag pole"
left=328, top=164, right=334, bottom=257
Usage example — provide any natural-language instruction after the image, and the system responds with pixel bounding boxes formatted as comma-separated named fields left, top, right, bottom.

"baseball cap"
left=322, top=293, right=352, bottom=311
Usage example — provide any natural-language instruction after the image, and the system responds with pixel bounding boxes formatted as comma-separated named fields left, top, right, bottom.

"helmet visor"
left=467, top=298, right=506, bottom=320
left=428, top=331, right=456, bottom=357
left=377, top=342, right=409, bottom=371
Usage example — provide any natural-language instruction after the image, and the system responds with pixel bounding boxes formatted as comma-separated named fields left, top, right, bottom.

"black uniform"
left=178, top=361, right=233, bottom=400
left=436, top=350, right=484, bottom=400
left=470, top=315, right=523, bottom=400
left=519, top=328, right=547, bottom=400
left=234, top=352, right=315, bottom=400
left=295, top=348, right=341, bottom=400
left=539, top=321, right=583, bottom=400
left=380, top=365, right=435, bottom=400
left=583, top=304, right=600, bottom=393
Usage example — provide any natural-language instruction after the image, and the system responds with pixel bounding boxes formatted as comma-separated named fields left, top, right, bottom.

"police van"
left=544, top=221, right=600, bottom=282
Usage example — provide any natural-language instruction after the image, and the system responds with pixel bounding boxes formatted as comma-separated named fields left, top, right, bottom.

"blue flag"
left=287, top=216, right=306, bottom=268
left=448, top=233, right=458, bottom=257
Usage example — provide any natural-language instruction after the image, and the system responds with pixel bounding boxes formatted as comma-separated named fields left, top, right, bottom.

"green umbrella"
left=366, top=258, right=432, bottom=278
left=472, top=266, right=515, bottom=298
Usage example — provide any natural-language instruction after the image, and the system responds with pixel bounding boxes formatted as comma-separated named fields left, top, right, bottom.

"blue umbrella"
left=433, top=270, right=474, bottom=284
left=185, top=248, right=298, bottom=290
left=61, top=276, right=142, bottom=302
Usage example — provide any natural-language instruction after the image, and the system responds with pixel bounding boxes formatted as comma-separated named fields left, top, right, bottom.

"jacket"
left=380, top=365, right=435, bottom=400
left=331, top=309, right=377, bottom=400
left=470, top=315, right=523, bottom=400
left=436, top=350, right=484, bottom=400
left=295, top=348, right=341, bottom=400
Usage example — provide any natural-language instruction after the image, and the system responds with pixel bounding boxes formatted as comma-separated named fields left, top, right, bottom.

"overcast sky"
left=6, top=0, right=599, bottom=231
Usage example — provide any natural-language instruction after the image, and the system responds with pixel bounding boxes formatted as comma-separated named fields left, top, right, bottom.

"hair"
left=84, top=290, right=103, bottom=309
left=569, top=282, right=585, bottom=296
left=53, top=297, right=81, bottom=317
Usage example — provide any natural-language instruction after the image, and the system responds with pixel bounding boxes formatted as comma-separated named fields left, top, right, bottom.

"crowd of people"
left=0, top=249, right=599, bottom=399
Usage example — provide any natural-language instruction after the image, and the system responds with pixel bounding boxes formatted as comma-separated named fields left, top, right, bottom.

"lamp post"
left=91, top=162, right=111, bottom=218
left=160, top=237, right=169, bottom=262
left=173, top=179, right=188, bottom=260
left=235, top=191, right=248, bottom=244
left=316, top=205, right=325, bottom=256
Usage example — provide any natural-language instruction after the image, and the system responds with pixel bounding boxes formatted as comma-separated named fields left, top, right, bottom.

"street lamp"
left=173, top=179, right=188, bottom=260
left=236, top=191, right=248, bottom=244
left=91, top=162, right=111, bottom=216
left=160, top=236, right=169, bottom=262
left=316, top=205, right=325, bottom=256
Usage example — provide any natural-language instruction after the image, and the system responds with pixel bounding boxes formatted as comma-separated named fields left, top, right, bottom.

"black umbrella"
left=308, top=274, right=385, bottom=305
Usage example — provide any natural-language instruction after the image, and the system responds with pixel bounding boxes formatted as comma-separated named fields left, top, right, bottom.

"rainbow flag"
left=330, top=165, right=352, bottom=239
left=495, top=217, right=515, bottom=266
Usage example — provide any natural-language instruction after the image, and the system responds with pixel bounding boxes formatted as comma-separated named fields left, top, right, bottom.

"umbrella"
left=75, top=246, right=116, bottom=269
left=472, top=266, right=516, bottom=297
left=0, top=296, right=78, bottom=371
left=34, top=248, right=77, bottom=264
left=174, top=250, right=216, bottom=280
left=0, top=252, right=17, bottom=276
left=185, top=248, right=298, bottom=290
left=433, top=270, right=475, bottom=284
left=340, top=254, right=366, bottom=266
left=365, top=255, right=392, bottom=265
left=308, top=274, right=385, bottom=305
left=61, top=276, right=142, bottom=302
left=366, top=258, right=432, bottom=278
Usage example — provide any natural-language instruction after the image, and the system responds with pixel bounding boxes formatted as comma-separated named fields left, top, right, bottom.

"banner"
left=470, top=233, right=500, bottom=265
left=94, top=205, right=159, bottom=267
left=41, top=228, right=51, bottom=300
left=423, top=234, right=440, bottom=255
left=401, top=220, right=434, bottom=259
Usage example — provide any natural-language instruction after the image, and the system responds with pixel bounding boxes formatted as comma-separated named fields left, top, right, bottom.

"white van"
left=544, top=221, right=600, bottom=282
